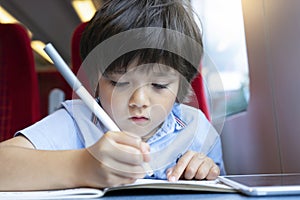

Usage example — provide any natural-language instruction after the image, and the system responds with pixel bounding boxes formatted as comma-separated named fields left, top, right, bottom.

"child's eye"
left=110, top=81, right=129, bottom=87
left=152, top=83, right=168, bottom=89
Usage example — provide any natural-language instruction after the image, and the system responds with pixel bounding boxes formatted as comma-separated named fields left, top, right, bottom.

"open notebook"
left=0, top=178, right=234, bottom=199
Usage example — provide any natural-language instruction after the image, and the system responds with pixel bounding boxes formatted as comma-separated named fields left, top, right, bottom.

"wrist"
left=71, top=148, right=104, bottom=188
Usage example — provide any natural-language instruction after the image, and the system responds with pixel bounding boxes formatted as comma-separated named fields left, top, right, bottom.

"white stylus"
left=44, top=43, right=153, bottom=175
left=44, top=43, right=120, bottom=132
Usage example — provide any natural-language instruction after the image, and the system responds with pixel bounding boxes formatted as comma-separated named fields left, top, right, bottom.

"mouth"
left=129, top=116, right=150, bottom=124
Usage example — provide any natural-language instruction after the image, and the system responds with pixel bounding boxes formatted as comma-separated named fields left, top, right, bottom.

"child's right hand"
left=84, top=131, right=150, bottom=188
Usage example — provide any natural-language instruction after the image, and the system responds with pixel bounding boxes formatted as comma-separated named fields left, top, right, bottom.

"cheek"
left=162, top=96, right=177, bottom=112
left=162, top=85, right=179, bottom=113
left=98, top=91, right=112, bottom=115
left=99, top=86, right=127, bottom=120
left=151, top=92, right=177, bottom=119
left=98, top=81, right=115, bottom=116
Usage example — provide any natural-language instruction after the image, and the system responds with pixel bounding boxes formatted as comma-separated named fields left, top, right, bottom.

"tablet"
left=218, top=173, right=300, bottom=196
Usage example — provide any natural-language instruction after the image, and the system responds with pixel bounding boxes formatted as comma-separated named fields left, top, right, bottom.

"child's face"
left=98, top=63, right=180, bottom=141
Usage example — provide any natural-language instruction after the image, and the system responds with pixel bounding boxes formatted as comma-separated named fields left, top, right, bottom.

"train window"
left=191, top=0, right=249, bottom=119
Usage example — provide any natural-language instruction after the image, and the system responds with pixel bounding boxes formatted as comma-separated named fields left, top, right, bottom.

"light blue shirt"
left=17, top=100, right=226, bottom=179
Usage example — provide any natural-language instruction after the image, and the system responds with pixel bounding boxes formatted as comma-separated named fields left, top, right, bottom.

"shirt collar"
left=147, top=103, right=186, bottom=144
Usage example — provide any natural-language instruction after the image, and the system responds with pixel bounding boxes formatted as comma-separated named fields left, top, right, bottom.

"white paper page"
left=0, top=188, right=104, bottom=200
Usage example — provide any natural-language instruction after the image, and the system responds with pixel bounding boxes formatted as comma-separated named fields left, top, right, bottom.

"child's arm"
left=166, top=150, right=220, bottom=182
left=0, top=132, right=149, bottom=190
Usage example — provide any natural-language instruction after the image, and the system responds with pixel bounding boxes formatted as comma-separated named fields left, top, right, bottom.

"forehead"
left=106, top=61, right=179, bottom=77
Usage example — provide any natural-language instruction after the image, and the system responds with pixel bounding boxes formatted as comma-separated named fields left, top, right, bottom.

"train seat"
left=0, top=23, right=41, bottom=141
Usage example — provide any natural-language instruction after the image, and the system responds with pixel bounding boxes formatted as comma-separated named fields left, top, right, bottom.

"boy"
left=0, top=0, right=225, bottom=190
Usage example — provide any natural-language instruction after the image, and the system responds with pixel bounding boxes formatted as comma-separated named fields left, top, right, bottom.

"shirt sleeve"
left=15, top=108, right=84, bottom=150
left=207, top=136, right=227, bottom=175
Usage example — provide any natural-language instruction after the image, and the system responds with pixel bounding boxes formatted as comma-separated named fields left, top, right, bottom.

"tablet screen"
left=224, top=174, right=300, bottom=187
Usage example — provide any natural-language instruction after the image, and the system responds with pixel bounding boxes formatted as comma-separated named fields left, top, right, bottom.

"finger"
left=166, top=166, right=175, bottom=178
left=109, top=142, right=145, bottom=165
left=184, top=153, right=206, bottom=180
left=107, top=132, right=151, bottom=163
left=100, top=171, right=138, bottom=188
left=107, top=131, right=142, bottom=150
left=123, top=133, right=151, bottom=163
left=206, top=165, right=220, bottom=180
left=194, top=157, right=215, bottom=180
left=140, top=142, right=151, bottom=162
left=102, top=157, right=147, bottom=178
left=140, top=142, right=150, bottom=153
left=88, top=136, right=143, bottom=167
left=110, top=173, right=138, bottom=186
left=168, top=151, right=194, bottom=182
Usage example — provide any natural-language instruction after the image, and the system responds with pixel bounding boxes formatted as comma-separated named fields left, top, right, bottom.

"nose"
left=129, top=86, right=150, bottom=108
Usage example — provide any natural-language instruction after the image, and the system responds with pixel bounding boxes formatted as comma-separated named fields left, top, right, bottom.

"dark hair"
left=80, top=0, right=203, bottom=102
